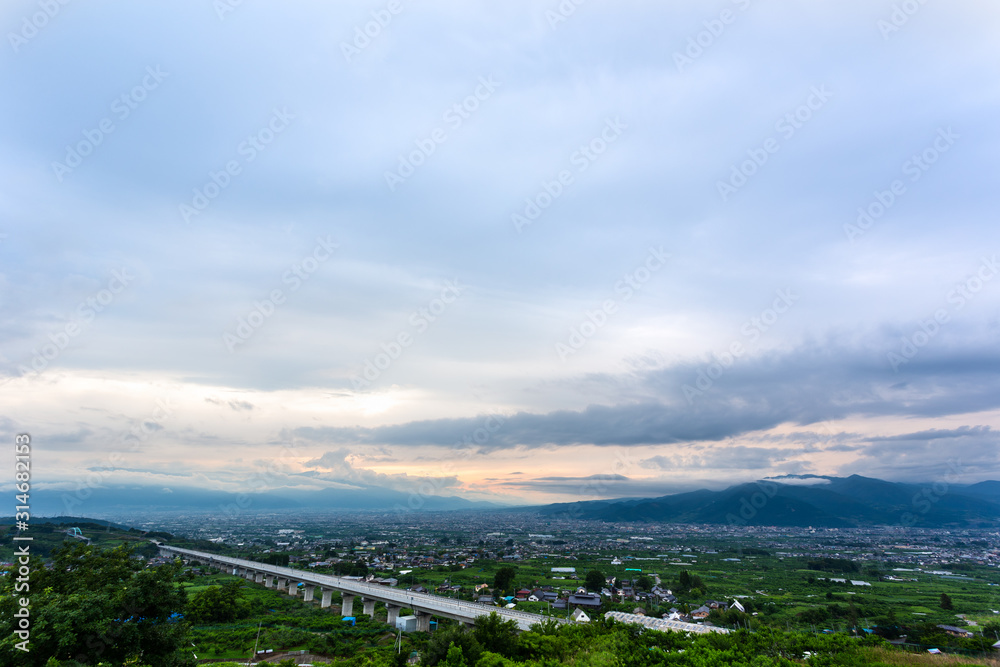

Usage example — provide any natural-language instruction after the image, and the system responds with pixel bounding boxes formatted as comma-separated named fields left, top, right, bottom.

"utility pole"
left=247, top=621, right=262, bottom=667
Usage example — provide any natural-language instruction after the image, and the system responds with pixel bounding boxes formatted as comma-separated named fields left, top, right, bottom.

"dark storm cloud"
left=292, top=337, right=1000, bottom=452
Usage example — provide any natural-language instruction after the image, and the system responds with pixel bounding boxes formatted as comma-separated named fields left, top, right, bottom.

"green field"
left=5, top=521, right=1000, bottom=664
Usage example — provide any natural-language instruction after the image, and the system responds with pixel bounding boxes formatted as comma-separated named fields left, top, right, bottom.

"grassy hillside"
left=0, top=519, right=159, bottom=560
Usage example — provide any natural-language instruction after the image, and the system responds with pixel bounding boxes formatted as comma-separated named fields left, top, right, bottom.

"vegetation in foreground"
left=3, top=536, right=1000, bottom=666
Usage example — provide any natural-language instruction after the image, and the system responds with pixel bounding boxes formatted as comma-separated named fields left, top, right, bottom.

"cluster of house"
left=453, top=578, right=743, bottom=628
left=936, top=624, right=974, bottom=639
left=299, top=549, right=481, bottom=573
left=687, top=599, right=744, bottom=621
left=472, top=587, right=567, bottom=608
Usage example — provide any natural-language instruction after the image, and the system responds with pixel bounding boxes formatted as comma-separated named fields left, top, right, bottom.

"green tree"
left=442, top=642, right=468, bottom=667
left=423, top=625, right=482, bottom=666
left=258, top=552, right=290, bottom=567
left=635, top=574, right=654, bottom=591
left=473, top=612, right=519, bottom=657
left=676, top=570, right=705, bottom=594
left=493, top=566, right=517, bottom=595
left=0, top=542, right=193, bottom=666
left=333, top=558, right=369, bottom=577
left=475, top=652, right=514, bottom=667
left=982, top=620, right=1000, bottom=639
left=585, top=569, right=606, bottom=592
left=940, top=593, right=953, bottom=610
left=186, top=579, right=248, bottom=623
left=797, top=607, right=830, bottom=625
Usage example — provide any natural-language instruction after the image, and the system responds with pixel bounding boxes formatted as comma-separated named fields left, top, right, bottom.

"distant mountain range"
left=34, top=483, right=500, bottom=517
left=533, top=475, right=1000, bottom=528
left=35, top=475, right=1000, bottom=528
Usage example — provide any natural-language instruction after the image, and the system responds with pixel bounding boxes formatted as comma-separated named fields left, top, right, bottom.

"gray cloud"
left=641, top=447, right=788, bottom=471
left=302, top=448, right=460, bottom=493
left=206, top=398, right=255, bottom=412
left=2, top=0, right=999, bottom=497
left=42, top=428, right=95, bottom=449
left=865, top=426, right=994, bottom=442
left=291, top=338, right=1000, bottom=456
left=845, top=425, right=1000, bottom=481
left=498, top=475, right=702, bottom=499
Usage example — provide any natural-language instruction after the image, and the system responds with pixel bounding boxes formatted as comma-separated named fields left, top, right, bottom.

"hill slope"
left=536, top=475, right=1000, bottom=528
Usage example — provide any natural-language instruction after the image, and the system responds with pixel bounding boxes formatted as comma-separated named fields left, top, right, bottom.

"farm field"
left=5, top=516, right=999, bottom=664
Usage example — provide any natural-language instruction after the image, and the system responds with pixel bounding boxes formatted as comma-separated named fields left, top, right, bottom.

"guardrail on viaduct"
left=157, top=544, right=564, bottom=632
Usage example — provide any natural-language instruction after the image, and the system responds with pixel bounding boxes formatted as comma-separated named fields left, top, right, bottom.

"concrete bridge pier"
left=386, top=604, right=401, bottom=625
left=155, top=546, right=556, bottom=632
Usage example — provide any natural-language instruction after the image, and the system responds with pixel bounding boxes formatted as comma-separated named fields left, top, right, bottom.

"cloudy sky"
left=2, top=0, right=999, bottom=511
